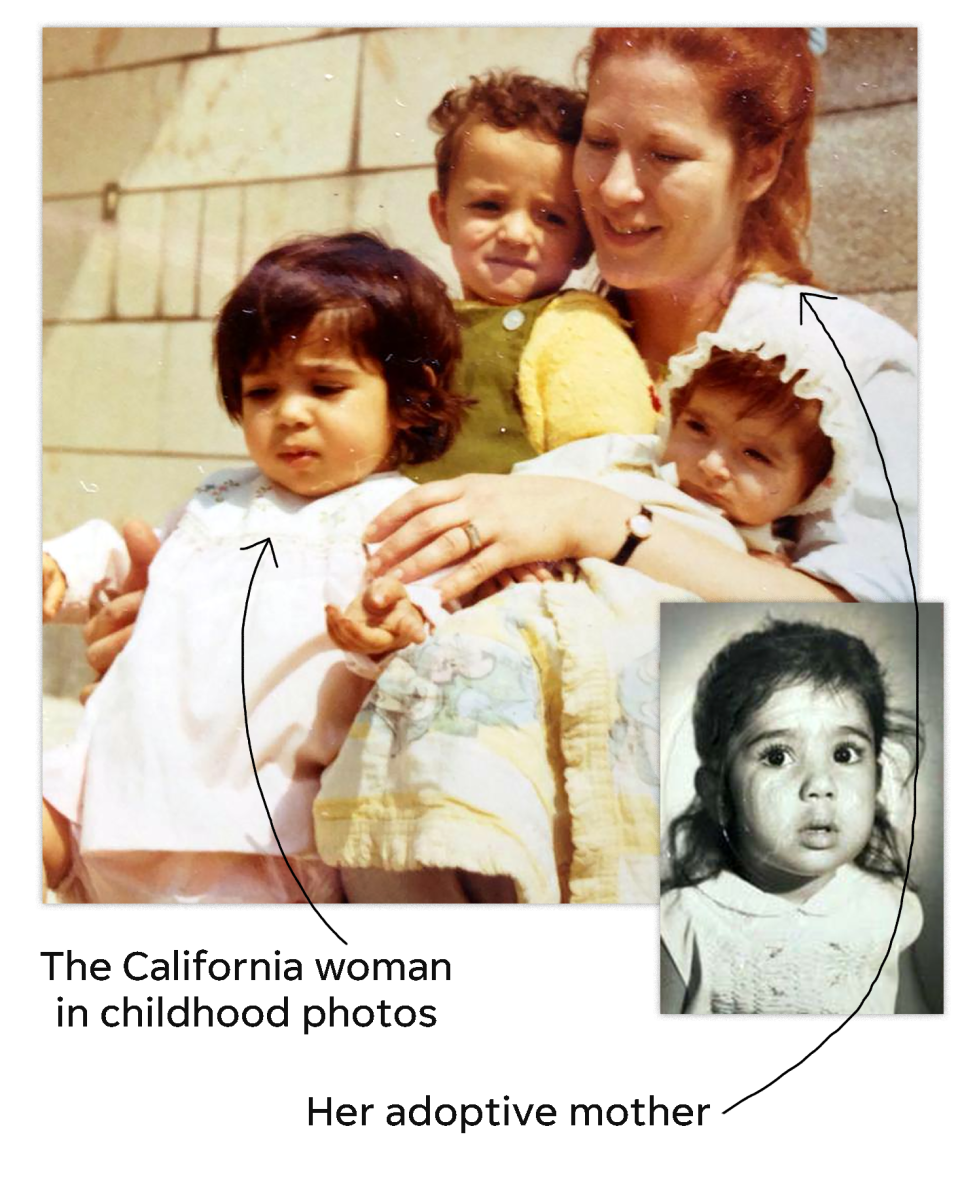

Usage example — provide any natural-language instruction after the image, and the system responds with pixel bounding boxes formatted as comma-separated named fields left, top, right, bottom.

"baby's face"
left=661, top=389, right=816, bottom=527
left=429, top=121, right=589, bottom=305
left=725, top=683, right=878, bottom=901
left=239, top=316, right=394, bottom=499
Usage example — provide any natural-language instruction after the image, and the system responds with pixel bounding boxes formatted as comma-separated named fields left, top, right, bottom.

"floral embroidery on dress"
left=198, top=477, right=243, bottom=503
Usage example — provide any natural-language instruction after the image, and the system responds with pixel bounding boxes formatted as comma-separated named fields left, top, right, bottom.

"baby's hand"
left=326, top=575, right=429, bottom=658
left=465, top=561, right=565, bottom=605
left=42, top=552, right=66, bottom=621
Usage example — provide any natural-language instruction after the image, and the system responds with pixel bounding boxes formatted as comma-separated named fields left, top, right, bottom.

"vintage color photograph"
left=42, top=27, right=918, bottom=905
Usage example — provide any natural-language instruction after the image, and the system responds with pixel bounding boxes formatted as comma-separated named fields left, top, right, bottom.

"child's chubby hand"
left=42, top=552, right=67, bottom=621
left=326, top=575, right=429, bottom=658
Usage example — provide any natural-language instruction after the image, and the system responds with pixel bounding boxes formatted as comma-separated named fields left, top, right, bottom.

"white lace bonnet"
left=656, top=311, right=860, bottom=517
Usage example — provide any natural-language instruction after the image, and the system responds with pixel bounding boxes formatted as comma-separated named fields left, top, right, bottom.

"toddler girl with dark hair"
left=661, top=619, right=925, bottom=1014
left=41, top=232, right=471, bottom=903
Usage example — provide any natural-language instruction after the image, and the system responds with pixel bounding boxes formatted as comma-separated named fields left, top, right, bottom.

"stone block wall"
left=43, top=26, right=917, bottom=545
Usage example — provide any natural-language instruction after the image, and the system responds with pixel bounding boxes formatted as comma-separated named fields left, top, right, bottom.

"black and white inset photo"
left=659, top=602, right=942, bottom=1015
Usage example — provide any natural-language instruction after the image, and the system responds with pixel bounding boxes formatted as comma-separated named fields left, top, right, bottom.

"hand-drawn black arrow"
left=795, top=290, right=912, bottom=602
left=239, top=538, right=348, bottom=945
left=723, top=292, right=919, bottom=1114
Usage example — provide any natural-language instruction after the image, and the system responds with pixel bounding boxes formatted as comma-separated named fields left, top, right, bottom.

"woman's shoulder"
left=729, top=275, right=916, bottom=369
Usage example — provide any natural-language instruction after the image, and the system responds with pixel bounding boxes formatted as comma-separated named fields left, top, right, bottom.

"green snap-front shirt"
left=402, top=296, right=554, bottom=484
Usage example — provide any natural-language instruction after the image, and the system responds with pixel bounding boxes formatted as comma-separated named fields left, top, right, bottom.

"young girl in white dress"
left=41, top=232, right=470, bottom=903
left=660, top=619, right=925, bottom=1014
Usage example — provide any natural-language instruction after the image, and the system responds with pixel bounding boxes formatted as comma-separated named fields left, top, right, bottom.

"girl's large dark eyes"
left=833, top=743, right=865, bottom=765
left=758, top=744, right=793, bottom=768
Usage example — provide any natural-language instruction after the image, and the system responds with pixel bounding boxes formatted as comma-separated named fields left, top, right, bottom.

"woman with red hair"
left=82, top=29, right=916, bottom=903
left=359, top=27, right=914, bottom=607
left=318, top=29, right=916, bottom=903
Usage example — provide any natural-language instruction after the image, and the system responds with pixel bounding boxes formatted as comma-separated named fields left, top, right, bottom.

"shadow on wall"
left=43, top=36, right=198, bottom=324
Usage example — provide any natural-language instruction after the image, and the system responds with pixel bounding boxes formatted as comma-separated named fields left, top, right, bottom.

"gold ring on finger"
left=461, top=522, right=483, bottom=553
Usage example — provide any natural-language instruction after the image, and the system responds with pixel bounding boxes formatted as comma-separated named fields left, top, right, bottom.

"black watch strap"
left=611, top=506, right=653, bottom=566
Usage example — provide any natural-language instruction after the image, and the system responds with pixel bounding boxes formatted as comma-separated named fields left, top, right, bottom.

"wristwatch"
left=611, top=506, right=653, bottom=566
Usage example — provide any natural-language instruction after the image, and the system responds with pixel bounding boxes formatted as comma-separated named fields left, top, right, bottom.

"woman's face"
left=574, top=50, right=750, bottom=296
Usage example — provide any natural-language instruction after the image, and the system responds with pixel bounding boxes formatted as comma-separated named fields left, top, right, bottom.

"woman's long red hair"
left=585, top=28, right=817, bottom=285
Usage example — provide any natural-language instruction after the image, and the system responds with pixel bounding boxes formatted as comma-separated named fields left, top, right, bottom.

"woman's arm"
left=364, top=474, right=851, bottom=603
left=624, top=510, right=853, bottom=602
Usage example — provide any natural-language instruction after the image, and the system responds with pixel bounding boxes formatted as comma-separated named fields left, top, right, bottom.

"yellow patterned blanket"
left=314, top=440, right=746, bottom=903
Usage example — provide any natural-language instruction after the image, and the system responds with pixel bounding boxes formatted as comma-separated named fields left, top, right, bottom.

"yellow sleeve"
left=517, top=291, right=659, bottom=453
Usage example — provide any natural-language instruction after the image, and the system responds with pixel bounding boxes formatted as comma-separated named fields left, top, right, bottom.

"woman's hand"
left=81, top=519, right=160, bottom=701
left=364, top=474, right=635, bottom=601
left=462, top=562, right=564, bottom=606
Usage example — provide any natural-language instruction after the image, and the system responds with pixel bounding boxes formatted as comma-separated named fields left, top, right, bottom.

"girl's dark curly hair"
left=663, top=619, right=919, bottom=892
left=215, top=232, right=469, bottom=466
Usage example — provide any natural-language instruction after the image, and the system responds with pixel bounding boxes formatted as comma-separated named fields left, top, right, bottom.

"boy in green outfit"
left=409, top=71, right=658, bottom=482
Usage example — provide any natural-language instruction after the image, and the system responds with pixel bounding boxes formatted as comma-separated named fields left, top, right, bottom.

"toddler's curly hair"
left=430, top=70, right=586, bottom=199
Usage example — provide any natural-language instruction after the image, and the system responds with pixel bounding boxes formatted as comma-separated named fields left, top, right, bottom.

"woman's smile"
left=574, top=49, right=748, bottom=298
left=596, top=218, right=662, bottom=244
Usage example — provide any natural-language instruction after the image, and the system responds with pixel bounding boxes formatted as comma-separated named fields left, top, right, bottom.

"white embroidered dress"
left=661, top=866, right=923, bottom=1015
left=44, top=468, right=439, bottom=903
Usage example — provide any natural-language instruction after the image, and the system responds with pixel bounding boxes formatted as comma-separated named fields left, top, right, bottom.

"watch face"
left=630, top=512, right=653, bottom=540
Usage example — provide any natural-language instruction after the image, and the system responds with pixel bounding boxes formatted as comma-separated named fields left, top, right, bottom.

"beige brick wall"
left=810, top=28, right=917, bottom=319
left=43, top=26, right=917, bottom=548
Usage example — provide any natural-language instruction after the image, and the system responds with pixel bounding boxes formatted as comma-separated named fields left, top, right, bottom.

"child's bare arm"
left=42, top=553, right=67, bottom=621
left=326, top=575, right=429, bottom=658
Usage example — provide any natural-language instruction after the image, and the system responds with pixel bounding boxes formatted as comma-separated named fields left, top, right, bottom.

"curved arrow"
left=239, top=538, right=347, bottom=945
left=724, top=293, right=919, bottom=1113
left=799, top=292, right=917, bottom=598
